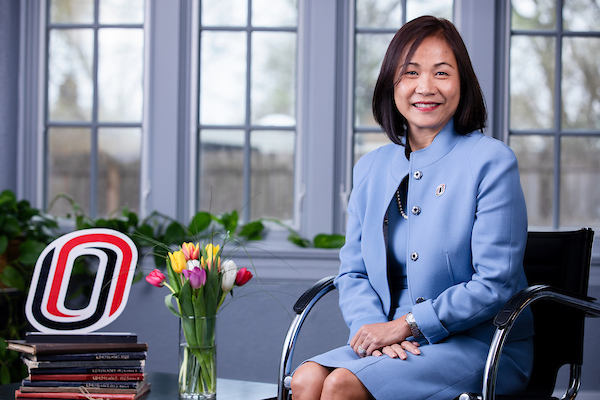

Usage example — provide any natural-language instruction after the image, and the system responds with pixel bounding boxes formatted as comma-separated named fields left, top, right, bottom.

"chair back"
left=520, top=228, right=594, bottom=397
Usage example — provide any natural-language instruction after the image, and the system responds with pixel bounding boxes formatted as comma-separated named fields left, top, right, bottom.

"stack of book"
left=7, top=333, right=150, bottom=400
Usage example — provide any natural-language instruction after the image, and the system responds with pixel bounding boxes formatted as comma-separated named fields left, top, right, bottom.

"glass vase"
left=179, top=315, right=217, bottom=399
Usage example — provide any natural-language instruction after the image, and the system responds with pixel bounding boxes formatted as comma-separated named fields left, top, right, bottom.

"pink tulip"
left=146, top=269, right=166, bottom=287
left=235, top=267, right=252, bottom=286
left=187, top=267, right=207, bottom=289
left=182, top=242, right=200, bottom=261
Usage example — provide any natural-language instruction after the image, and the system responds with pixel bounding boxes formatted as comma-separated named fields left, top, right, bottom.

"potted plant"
left=0, top=189, right=59, bottom=384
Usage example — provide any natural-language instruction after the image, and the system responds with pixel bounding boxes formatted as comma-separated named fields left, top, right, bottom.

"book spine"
left=29, top=367, right=143, bottom=375
left=22, top=380, right=142, bottom=389
left=30, top=373, right=144, bottom=382
left=33, top=352, right=146, bottom=362
left=24, top=358, right=145, bottom=369
left=16, top=389, right=135, bottom=400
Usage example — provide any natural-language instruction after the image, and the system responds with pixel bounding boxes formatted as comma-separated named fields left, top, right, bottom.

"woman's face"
left=394, top=35, right=460, bottom=142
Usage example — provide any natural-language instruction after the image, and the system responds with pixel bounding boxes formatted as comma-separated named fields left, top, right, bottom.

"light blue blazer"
left=335, top=120, right=534, bottom=345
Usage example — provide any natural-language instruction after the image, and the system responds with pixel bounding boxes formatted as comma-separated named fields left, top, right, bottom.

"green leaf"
left=287, top=233, right=311, bottom=248
left=0, top=338, right=6, bottom=358
left=313, top=234, right=345, bottom=249
left=126, top=211, right=138, bottom=228
left=165, top=222, right=187, bottom=245
left=0, top=190, right=17, bottom=209
left=188, top=212, right=211, bottom=236
left=218, top=211, right=238, bottom=233
left=134, top=224, right=155, bottom=247
left=18, top=239, right=46, bottom=266
left=1, top=216, right=21, bottom=237
left=0, top=364, right=10, bottom=385
left=238, top=221, right=264, bottom=241
left=154, top=246, right=169, bottom=270
left=0, top=235, right=7, bottom=255
left=0, top=266, right=26, bottom=291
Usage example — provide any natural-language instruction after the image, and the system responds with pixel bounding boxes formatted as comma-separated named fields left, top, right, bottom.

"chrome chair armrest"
left=480, top=284, right=600, bottom=400
left=277, top=276, right=336, bottom=400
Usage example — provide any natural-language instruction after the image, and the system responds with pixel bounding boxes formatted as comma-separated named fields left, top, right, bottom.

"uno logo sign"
left=25, top=229, right=138, bottom=333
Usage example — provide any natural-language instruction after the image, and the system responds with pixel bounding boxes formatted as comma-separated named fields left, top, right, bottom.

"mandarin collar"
left=390, top=119, right=461, bottom=182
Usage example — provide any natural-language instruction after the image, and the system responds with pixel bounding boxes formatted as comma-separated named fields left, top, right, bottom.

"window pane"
left=356, top=0, right=402, bottom=29
left=406, top=0, right=453, bottom=21
left=563, top=0, right=600, bottom=31
left=98, top=29, right=144, bottom=122
left=561, top=37, right=600, bottom=130
left=50, top=0, right=94, bottom=24
left=355, top=33, right=395, bottom=128
left=250, top=131, right=295, bottom=221
left=200, top=32, right=247, bottom=125
left=201, top=0, right=247, bottom=27
left=48, top=29, right=94, bottom=122
left=99, top=0, right=144, bottom=24
left=509, top=36, right=555, bottom=130
left=560, top=136, right=600, bottom=228
left=198, top=130, right=245, bottom=214
left=252, top=0, right=297, bottom=27
left=510, top=135, right=554, bottom=227
left=354, top=132, right=391, bottom=165
left=47, top=128, right=91, bottom=217
left=511, top=0, right=556, bottom=30
left=98, top=128, right=141, bottom=216
left=251, top=32, right=296, bottom=126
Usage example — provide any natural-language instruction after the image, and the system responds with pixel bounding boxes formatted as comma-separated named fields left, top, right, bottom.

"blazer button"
left=410, top=252, right=419, bottom=261
left=413, top=171, right=423, bottom=180
left=412, top=206, right=421, bottom=215
left=416, top=297, right=425, bottom=303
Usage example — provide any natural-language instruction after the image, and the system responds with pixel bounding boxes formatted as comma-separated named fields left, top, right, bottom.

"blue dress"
left=303, top=198, right=533, bottom=399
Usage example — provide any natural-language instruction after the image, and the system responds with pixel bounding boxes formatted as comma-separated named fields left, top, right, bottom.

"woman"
left=291, top=16, right=534, bottom=400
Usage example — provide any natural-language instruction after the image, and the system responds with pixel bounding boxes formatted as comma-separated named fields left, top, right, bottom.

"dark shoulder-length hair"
left=372, top=15, right=487, bottom=145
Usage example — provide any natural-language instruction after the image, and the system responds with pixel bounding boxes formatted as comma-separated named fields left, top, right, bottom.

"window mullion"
left=90, top=0, right=100, bottom=219
left=553, top=0, right=564, bottom=229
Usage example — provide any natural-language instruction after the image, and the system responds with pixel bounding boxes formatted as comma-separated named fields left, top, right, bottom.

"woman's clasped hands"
left=349, top=315, right=421, bottom=360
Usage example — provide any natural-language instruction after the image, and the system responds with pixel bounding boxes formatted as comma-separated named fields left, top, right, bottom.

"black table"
left=0, top=371, right=277, bottom=400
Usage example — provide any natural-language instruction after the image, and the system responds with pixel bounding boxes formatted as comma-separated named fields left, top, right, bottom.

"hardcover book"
left=29, top=373, right=145, bottom=382
left=24, top=351, right=147, bottom=362
left=7, top=340, right=148, bottom=356
left=22, top=379, right=147, bottom=389
left=23, top=358, right=146, bottom=370
left=25, top=333, right=138, bottom=344
left=29, top=367, right=144, bottom=375
left=15, top=382, right=150, bottom=400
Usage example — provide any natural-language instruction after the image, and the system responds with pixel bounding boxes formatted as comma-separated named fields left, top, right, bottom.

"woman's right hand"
left=372, top=341, right=421, bottom=360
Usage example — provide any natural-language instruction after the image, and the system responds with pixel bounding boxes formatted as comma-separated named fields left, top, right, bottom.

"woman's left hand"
left=350, top=317, right=412, bottom=357
left=372, top=341, right=421, bottom=359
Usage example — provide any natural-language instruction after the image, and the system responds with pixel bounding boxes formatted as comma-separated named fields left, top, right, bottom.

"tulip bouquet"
left=145, top=242, right=252, bottom=399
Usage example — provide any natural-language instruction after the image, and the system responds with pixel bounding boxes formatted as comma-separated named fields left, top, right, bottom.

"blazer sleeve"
left=411, top=138, right=528, bottom=344
left=334, top=151, right=389, bottom=341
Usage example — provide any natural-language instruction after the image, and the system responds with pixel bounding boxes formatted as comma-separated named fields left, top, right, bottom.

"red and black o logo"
left=25, top=229, right=138, bottom=333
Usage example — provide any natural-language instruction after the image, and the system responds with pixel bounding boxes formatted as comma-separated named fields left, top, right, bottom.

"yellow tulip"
left=168, top=250, right=187, bottom=274
left=205, top=243, right=220, bottom=260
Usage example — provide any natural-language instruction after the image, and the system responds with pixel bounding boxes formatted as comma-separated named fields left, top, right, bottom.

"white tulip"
left=186, top=259, right=200, bottom=270
left=221, top=259, right=238, bottom=292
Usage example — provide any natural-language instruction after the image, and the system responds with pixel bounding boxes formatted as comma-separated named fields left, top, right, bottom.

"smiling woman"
left=290, top=16, right=533, bottom=400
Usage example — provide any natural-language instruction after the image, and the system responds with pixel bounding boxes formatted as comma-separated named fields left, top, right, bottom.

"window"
left=43, top=0, right=145, bottom=218
left=508, top=0, right=600, bottom=230
left=196, top=0, right=298, bottom=223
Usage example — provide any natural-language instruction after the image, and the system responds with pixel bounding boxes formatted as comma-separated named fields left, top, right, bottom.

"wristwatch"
left=405, top=312, right=421, bottom=338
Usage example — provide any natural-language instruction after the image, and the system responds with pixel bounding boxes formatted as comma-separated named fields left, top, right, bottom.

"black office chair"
left=277, top=228, right=600, bottom=400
